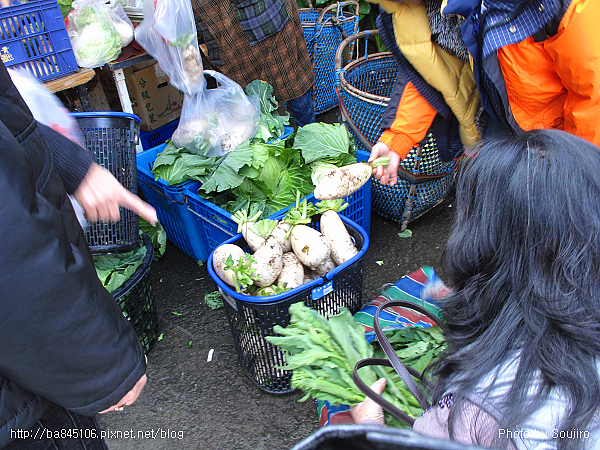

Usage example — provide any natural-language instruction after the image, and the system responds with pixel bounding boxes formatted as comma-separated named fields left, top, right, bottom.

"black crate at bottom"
left=111, top=232, right=159, bottom=354
left=216, top=217, right=367, bottom=394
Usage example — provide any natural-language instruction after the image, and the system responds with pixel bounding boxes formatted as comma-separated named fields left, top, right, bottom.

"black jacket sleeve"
left=38, top=123, right=94, bottom=194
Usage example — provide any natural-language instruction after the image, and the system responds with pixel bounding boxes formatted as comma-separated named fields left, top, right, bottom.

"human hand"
left=350, top=378, right=386, bottom=426
left=369, top=142, right=401, bottom=187
left=99, top=373, right=147, bottom=414
left=73, top=163, right=157, bottom=224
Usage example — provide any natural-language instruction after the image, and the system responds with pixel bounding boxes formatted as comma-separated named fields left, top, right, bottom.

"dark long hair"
left=434, top=129, right=600, bottom=448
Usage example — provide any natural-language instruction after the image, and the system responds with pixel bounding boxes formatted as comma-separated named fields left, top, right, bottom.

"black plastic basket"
left=208, top=215, right=369, bottom=394
left=111, top=232, right=159, bottom=354
left=73, top=112, right=141, bottom=254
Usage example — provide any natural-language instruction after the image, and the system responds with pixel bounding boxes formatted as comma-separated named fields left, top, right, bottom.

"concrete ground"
left=98, top=110, right=457, bottom=450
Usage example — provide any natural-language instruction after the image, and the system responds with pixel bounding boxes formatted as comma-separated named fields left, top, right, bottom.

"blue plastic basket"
left=0, top=0, right=78, bottom=82
left=140, top=118, right=180, bottom=151
left=136, top=125, right=369, bottom=262
left=208, top=214, right=368, bottom=393
left=300, top=1, right=359, bottom=115
left=136, top=145, right=209, bottom=261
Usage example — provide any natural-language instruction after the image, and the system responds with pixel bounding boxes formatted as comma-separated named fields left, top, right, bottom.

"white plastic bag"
left=172, top=71, right=259, bottom=157
left=66, top=0, right=135, bottom=68
left=135, top=0, right=259, bottom=156
left=134, top=0, right=205, bottom=95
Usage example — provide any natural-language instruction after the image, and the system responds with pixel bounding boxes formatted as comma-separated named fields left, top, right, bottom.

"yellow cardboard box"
left=124, top=61, right=184, bottom=132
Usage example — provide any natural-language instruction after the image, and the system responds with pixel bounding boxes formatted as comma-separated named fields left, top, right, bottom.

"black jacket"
left=0, top=62, right=146, bottom=447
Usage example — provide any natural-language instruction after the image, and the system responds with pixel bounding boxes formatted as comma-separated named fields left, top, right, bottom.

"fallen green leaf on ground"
left=205, top=291, right=224, bottom=310
left=398, top=229, right=412, bottom=238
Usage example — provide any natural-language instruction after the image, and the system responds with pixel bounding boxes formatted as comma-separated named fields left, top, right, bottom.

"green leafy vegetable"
left=294, top=123, right=354, bottom=164
left=266, top=303, right=444, bottom=427
left=245, top=80, right=289, bottom=142
left=139, top=219, right=167, bottom=261
left=204, top=291, right=224, bottom=310
left=94, top=243, right=147, bottom=293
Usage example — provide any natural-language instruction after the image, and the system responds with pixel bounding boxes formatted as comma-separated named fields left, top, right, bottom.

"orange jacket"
left=379, top=83, right=438, bottom=160
left=498, top=0, right=600, bottom=147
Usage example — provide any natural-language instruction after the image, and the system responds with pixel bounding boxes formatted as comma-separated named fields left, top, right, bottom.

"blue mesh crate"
left=300, top=1, right=359, bottom=115
left=136, top=145, right=209, bottom=261
left=337, top=30, right=455, bottom=229
left=0, top=0, right=78, bottom=81
left=140, top=118, right=180, bottom=151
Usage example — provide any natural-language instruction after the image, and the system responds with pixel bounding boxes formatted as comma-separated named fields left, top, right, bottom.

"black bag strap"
left=353, top=299, right=443, bottom=425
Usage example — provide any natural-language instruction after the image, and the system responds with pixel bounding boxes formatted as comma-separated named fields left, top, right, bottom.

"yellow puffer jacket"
left=372, top=0, right=481, bottom=147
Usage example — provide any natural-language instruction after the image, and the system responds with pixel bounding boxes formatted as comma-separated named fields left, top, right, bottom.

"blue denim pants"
left=4, top=403, right=108, bottom=450
left=286, top=89, right=316, bottom=127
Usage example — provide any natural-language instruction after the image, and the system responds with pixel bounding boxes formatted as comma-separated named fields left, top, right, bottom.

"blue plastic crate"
left=136, top=145, right=209, bottom=261
left=140, top=118, right=180, bottom=151
left=0, top=0, right=78, bottom=81
left=137, top=128, right=369, bottom=262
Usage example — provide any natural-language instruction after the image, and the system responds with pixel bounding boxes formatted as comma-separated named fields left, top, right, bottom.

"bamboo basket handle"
left=335, top=29, right=378, bottom=76
left=317, top=1, right=360, bottom=25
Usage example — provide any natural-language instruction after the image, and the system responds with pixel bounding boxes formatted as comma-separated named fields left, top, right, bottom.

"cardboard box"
left=124, top=61, right=184, bottom=132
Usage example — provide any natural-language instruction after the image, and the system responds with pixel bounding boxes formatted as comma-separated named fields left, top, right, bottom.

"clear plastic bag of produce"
left=172, top=71, right=259, bottom=157
left=134, top=0, right=205, bottom=95
left=66, top=0, right=134, bottom=68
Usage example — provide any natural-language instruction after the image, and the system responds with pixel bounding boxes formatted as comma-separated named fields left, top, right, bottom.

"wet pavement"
left=97, top=110, right=457, bottom=450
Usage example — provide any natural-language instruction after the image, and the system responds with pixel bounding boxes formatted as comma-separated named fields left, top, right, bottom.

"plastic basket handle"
left=353, top=299, right=443, bottom=426
left=185, top=204, right=236, bottom=238
left=336, top=89, right=449, bottom=186
left=138, top=179, right=186, bottom=205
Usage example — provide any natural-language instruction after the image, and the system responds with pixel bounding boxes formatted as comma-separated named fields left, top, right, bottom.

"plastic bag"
left=172, top=71, right=259, bottom=157
left=135, top=0, right=259, bottom=156
left=8, top=68, right=82, bottom=144
left=134, top=0, right=205, bottom=95
left=66, top=0, right=135, bottom=68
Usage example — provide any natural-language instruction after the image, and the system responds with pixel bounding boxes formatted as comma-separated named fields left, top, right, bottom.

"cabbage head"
left=72, top=21, right=122, bottom=68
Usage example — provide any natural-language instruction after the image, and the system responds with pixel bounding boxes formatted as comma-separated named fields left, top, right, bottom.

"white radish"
left=241, top=222, right=265, bottom=252
left=314, top=157, right=390, bottom=200
left=290, top=224, right=331, bottom=269
left=310, top=255, right=337, bottom=276
left=276, top=252, right=305, bottom=289
left=320, top=210, right=358, bottom=265
left=270, top=221, right=292, bottom=253
left=212, top=244, right=247, bottom=288
left=249, top=236, right=283, bottom=287
left=313, top=163, right=372, bottom=200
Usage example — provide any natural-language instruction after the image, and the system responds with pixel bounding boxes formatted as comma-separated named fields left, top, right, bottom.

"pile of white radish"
left=212, top=198, right=360, bottom=296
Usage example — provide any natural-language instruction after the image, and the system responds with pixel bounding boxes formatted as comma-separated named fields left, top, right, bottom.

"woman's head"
left=437, top=129, right=600, bottom=446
